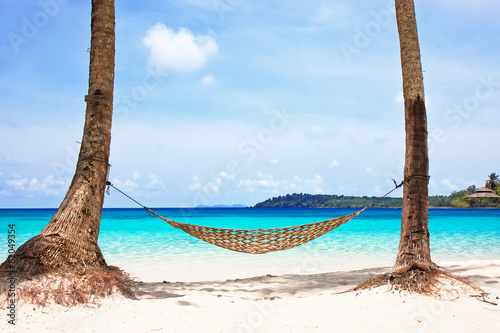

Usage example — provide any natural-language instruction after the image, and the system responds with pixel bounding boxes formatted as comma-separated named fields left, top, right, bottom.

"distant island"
left=254, top=176, right=500, bottom=208
left=196, top=204, right=248, bottom=208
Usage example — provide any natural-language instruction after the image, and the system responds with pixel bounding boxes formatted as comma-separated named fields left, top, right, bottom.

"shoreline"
left=10, top=260, right=500, bottom=332
left=116, top=257, right=500, bottom=284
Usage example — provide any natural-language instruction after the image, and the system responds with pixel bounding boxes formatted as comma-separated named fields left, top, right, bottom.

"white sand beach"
left=9, top=260, right=500, bottom=333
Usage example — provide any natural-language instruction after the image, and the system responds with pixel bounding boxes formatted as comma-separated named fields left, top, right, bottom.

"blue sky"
left=1, top=0, right=499, bottom=208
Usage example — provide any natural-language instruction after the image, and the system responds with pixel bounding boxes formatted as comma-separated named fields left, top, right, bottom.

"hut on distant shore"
left=467, top=187, right=500, bottom=207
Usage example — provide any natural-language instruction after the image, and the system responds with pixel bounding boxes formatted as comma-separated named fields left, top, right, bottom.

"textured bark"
left=394, top=0, right=436, bottom=271
left=0, top=0, right=115, bottom=277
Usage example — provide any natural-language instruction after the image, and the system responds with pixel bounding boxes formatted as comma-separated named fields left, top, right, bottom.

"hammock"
left=106, top=180, right=402, bottom=254
left=145, top=205, right=371, bottom=254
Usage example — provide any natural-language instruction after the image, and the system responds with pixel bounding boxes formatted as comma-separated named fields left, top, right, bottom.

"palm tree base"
left=350, top=264, right=480, bottom=297
left=0, top=264, right=136, bottom=307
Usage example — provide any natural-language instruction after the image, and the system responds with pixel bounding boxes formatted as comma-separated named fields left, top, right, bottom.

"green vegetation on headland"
left=255, top=193, right=424, bottom=208
left=254, top=173, right=500, bottom=208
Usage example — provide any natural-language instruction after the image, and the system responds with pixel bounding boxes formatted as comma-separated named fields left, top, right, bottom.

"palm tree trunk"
left=1, top=0, right=115, bottom=277
left=394, top=0, right=436, bottom=271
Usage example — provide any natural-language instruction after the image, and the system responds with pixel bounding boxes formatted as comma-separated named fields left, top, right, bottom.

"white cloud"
left=304, top=174, right=324, bottom=194
left=328, top=159, right=340, bottom=168
left=147, top=174, right=163, bottom=188
left=440, top=178, right=459, bottom=191
left=7, top=178, right=28, bottom=190
left=112, top=176, right=138, bottom=192
left=188, top=172, right=235, bottom=194
left=143, top=24, right=218, bottom=72
left=238, top=173, right=324, bottom=194
left=215, top=171, right=234, bottom=187
left=365, top=166, right=374, bottom=173
left=6, top=175, right=65, bottom=195
left=239, top=173, right=281, bottom=189
left=188, top=175, right=203, bottom=191
left=200, top=74, right=215, bottom=86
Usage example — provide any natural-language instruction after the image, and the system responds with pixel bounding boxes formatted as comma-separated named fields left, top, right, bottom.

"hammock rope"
left=106, top=179, right=403, bottom=254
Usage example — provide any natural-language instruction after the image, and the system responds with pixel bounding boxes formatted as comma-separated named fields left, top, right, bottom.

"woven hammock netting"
left=146, top=205, right=371, bottom=254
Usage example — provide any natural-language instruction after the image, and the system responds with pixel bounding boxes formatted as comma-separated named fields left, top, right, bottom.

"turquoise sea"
left=1, top=208, right=500, bottom=281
